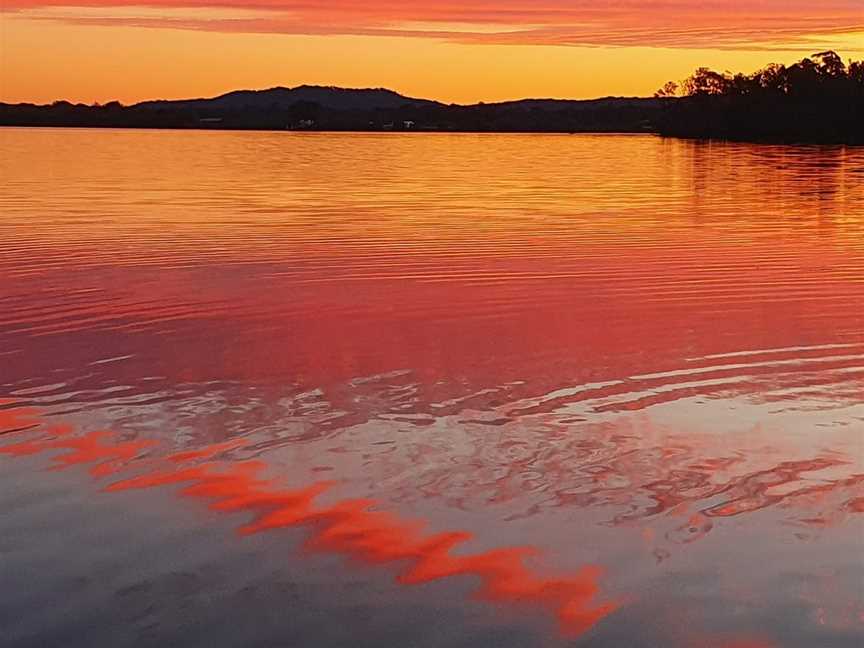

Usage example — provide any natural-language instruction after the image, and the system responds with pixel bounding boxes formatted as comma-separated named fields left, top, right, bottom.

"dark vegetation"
left=656, top=51, right=864, bottom=143
left=1, top=52, right=860, bottom=143
left=0, top=86, right=666, bottom=133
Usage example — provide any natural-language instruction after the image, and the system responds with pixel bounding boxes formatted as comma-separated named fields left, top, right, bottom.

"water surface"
left=1, top=129, right=863, bottom=647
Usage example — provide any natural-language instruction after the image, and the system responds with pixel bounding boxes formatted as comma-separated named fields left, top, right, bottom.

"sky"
left=1, top=1, right=863, bottom=104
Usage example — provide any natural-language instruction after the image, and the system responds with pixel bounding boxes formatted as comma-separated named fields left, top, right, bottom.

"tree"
left=654, top=81, right=679, bottom=98
left=659, top=50, right=864, bottom=143
left=812, top=51, right=845, bottom=77
left=684, top=68, right=731, bottom=96
left=728, top=73, right=757, bottom=96
left=754, top=63, right=788, bottom=93
left=849, top=60, right=864, bottom=86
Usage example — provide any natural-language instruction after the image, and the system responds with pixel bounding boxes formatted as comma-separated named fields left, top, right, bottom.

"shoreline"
left=1, top=124, right=860, bottom=145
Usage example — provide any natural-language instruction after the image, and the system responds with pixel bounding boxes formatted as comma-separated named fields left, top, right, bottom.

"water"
left=1, top=128, right=862, bottom=647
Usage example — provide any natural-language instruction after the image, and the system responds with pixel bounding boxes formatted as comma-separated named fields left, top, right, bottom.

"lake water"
left=1, top=128, right=862, bottom=648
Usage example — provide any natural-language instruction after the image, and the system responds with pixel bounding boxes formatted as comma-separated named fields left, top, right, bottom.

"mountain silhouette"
left=1, top=85, right=665, bottom=133
left=135, top=85, right=442, bottom=112
left=3, top=50, right=861, bottom=142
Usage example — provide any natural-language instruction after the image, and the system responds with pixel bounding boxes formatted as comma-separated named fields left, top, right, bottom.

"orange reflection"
left=0, top=133, right=862, bottom=647
left=0, top=401, right=617, bottom=637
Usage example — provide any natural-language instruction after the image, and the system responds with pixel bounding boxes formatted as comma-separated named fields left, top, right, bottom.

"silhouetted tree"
left=657, top=51, right=863, bottom=143
left=849, top=60, right=864, bottom=86
left=812, top=51, right=845, bottom=77
left=654, top=81, right=679, bottom=98
left=684, top=68, right=731, bottom=96
left=4, top=58, right=860, bottom=141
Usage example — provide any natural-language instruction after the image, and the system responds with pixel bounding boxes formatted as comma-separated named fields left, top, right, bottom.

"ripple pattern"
left=1, top=129, right=862, bottom=647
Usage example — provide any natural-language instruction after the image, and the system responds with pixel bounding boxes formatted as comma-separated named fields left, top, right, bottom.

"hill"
left=3, top=51, right=862, bottom=142
left=134, top=85, right=442, bottom=112
left=0, top=85, right=667, bottom=133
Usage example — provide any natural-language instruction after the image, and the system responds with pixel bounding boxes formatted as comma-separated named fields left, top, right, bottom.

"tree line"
left=2, top=52, right=861, bottom=142
left=654, top=51, right=863, bottom=143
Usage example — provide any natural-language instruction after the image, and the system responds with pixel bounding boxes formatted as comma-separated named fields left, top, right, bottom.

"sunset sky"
left=2, top=1, right=863, bottom=104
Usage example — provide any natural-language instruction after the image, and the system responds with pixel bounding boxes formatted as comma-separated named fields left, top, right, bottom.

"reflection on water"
left=1, top=129, right=863, bottom=647
left=0, top=401, right=616, bottom=637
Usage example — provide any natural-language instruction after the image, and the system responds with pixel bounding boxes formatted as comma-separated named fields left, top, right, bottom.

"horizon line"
left=2, top=83, right=666, bottom=108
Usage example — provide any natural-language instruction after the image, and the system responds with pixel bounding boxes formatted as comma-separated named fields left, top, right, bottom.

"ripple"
left=1, top=130, right=863, bottom=647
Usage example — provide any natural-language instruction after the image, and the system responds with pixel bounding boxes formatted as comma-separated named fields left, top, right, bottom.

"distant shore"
left=3, top=50, right=862, bottom=145
left=0, top=90, right=667, bottom=138
left=2, top=119, right=859, bottom=145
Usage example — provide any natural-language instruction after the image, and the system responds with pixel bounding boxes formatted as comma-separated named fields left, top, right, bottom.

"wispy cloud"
left=4, top=1, right=863, bottom=50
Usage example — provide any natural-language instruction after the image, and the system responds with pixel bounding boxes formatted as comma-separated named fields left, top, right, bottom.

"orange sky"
left=1, top=1, right=863, bottom=104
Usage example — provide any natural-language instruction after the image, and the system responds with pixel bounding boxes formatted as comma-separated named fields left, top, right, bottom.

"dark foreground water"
left=1, top=129, right=862, bottom=648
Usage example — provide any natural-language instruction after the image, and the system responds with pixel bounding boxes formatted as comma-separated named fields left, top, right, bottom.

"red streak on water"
left=0, top=400, right=617, bottom=637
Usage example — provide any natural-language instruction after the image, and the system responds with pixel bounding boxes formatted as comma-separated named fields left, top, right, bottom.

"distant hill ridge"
left=130, top=84, right=662, bottom=112
left=5, top=51, right=860, bottom=141
left=135, top=85, right=445, bottom=111
left=0, top=84, right=669, bottom=133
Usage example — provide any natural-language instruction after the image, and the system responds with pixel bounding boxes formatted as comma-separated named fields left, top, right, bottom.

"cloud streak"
left=4, top=1, right=864, bottom=50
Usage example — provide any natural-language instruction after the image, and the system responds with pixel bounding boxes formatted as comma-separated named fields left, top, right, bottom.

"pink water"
left=1, top=128, right=862, bottom=647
